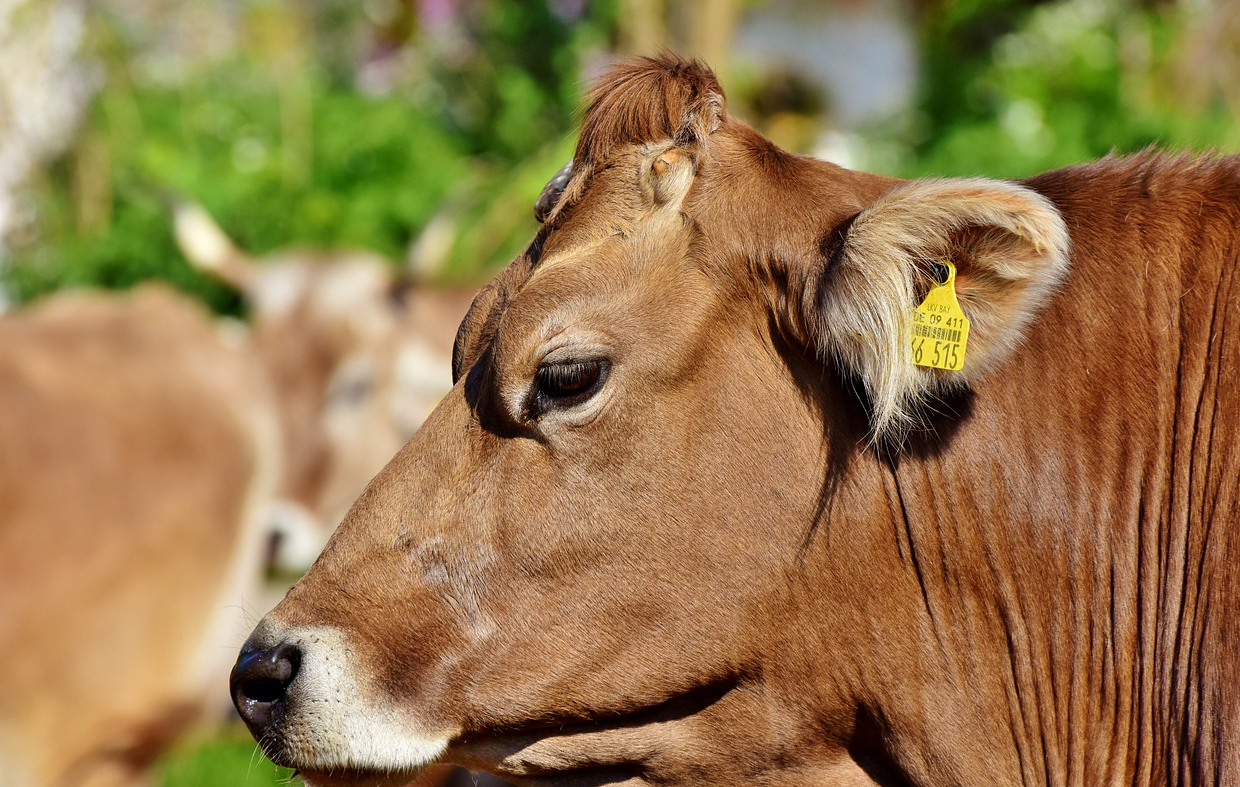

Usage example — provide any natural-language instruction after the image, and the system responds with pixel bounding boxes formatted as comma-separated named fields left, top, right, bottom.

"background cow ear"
left=816, top=178, right=1071, bottom=440
left=173, top=200, right=258, bottom=292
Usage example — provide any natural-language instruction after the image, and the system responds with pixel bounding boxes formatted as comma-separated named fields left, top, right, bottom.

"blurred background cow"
left=2, top=0, right=1240, bottom=785
left=0, top=234, right=473, bottom=786
left=172, top=201, right=474, bottom=574
left=0, top=285, right=276, bottom=787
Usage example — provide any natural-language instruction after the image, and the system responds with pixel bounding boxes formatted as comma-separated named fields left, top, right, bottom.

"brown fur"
left=239, top=55, right=1240, bottom=787
left=173, top=214, right=482, bottom=787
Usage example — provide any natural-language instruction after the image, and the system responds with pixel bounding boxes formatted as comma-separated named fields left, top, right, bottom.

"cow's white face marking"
left=259, top=623, right=453, bottom=777
left=314, top=264, right=389, bottom=316
left=231, top=53, right=1099, bottom=787
left=393, top=341, right=453, bottom=427
left=261, top=499, right=327, bottom=575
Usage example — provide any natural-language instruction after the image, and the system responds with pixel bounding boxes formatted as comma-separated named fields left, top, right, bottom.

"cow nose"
left=230, top=641, right=301, bottom=729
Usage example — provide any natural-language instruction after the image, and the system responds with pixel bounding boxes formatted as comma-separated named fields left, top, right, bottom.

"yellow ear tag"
left=911, top=261, right=970, bottom=371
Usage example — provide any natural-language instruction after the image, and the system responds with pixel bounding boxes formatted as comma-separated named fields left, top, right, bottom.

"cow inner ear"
left=641, top=145, right=696, bottom=208
left=815, top=177, right=1071, bottom=440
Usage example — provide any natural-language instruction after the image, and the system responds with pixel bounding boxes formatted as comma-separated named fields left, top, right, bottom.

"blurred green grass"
left=156, top=725, right=299, bottom=787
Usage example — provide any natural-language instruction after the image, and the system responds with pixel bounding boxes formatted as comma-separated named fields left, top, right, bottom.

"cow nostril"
left=230, top=642, right=301, bottom=729
left=245, top=673, right=289, bottom=704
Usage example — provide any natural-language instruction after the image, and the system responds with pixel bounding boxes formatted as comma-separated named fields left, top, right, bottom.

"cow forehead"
left=494, top=219, right=704, bottom=356
left=451, top=141, right=713, bottom=379
left=525, top=147, right=704, bottom=290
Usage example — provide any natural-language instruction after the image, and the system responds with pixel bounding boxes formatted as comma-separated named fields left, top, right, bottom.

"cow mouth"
left=444, top=677, right=743, bottom=785
left=293, top=768, right=426, bottom=787
left=277, top=678, right=743, bottom=787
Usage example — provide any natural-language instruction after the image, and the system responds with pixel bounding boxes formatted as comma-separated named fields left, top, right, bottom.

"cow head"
left=232, top=55, right=1069, bottom=786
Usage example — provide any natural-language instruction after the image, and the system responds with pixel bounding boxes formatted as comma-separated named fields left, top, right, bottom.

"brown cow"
left=0, top=285, right=278, bottom=787
left=174, top=203, right=476, bottom=571
left=231, top=54, right=1240, bottom=786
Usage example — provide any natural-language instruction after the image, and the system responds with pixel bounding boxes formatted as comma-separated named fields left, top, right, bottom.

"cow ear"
left=817, top=178, right=1071, bottom=440
left=642, top=145, right=697, bottom=208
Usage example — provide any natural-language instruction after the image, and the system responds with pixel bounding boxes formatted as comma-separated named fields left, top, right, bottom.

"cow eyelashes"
left=531, top=359, right=609, bottom=415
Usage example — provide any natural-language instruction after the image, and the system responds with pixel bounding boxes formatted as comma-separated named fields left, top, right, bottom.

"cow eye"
left=532, top=359, right=608, bottom=412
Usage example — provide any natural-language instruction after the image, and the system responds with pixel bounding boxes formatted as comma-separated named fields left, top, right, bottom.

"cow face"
left=232, top=55, right=1070, bottom=786
left=234, top=149, right=833, bottom=786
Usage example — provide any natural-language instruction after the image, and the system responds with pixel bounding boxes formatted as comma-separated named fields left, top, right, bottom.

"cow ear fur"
left=817, top=178, right=1071, bottom=440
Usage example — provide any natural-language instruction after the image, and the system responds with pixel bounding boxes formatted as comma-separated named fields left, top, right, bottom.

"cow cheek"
left=456, top=464, right=768, bottom=714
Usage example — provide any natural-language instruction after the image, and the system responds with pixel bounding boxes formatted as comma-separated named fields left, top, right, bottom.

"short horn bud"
left=535, top=160, right=574, bottom=224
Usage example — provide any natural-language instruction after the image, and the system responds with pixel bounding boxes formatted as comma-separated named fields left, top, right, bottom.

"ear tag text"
left=911, top=261, right=970, bottom=371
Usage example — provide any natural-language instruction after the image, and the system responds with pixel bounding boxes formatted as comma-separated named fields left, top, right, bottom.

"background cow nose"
left=230, top=641, right=301, bottom=729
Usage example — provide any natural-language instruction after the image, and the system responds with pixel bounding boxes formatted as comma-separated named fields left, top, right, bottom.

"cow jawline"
left=449, top=677, right=742, bottom=783
left=295, top=767, right=426, bottom=787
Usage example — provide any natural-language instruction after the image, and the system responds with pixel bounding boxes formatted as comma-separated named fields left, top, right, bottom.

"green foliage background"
left=897, top=0, right=1239, bottom=177
left=4, top=0, right=611, bottom=313
left=4, top=0, right=1237, bottom=316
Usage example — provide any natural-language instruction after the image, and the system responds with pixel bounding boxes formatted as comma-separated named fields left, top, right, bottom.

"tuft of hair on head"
left=574, top=52, right=726, bottom=173
left=536, top=53, right=726, bottom=226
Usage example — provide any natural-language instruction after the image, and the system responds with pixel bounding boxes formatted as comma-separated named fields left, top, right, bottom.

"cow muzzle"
left=229, top=619, right=454, bottom=782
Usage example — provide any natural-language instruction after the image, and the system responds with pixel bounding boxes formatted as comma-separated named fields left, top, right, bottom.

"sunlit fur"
left=551, top=55, right=1071, bottom=441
